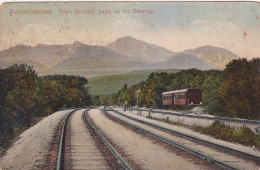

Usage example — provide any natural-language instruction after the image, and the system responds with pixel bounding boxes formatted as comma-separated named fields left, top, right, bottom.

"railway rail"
left=56, top=108, right=132, bottom=170
left=84, top=110, right=133, bottom=170
left=109, top=107, right=260, bottom=161
left=114, top=106, right=260, bottom=134
left=127, top=107, right=260, bottom=125
left=56, top=109, right=78, bottom=170
left=105, top=107, right=260, bottom=170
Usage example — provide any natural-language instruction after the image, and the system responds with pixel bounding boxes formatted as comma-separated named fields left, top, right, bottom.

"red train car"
left=162, top=88, right=202, bottom=106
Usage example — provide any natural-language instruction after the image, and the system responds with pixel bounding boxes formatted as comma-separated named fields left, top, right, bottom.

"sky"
left=0, top=2, right=259, bottom=59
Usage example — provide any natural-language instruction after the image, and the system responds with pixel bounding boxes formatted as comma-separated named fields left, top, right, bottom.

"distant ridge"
left=182, top=45, right=238, bottom=69
left=0, top=43, right=72, bottom=71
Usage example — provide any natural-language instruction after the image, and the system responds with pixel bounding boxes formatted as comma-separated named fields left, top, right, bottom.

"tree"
left=1, top=64, right=38, bottom=123
left=218, top=58, right=260, bottom=119
left=202, top=70, right=223, bottom=114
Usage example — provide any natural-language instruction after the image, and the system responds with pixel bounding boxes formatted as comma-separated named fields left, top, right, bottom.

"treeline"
left=0, top=64, right=91, bottom=140
left=109, top=58, right=260, bottom=120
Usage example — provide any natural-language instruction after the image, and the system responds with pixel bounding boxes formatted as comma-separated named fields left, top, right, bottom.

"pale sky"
left=0, top=2, right=259, bottom=58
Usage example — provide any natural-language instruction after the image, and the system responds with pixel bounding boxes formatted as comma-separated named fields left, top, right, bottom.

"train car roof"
left=162, top=88, right=199, bottom=95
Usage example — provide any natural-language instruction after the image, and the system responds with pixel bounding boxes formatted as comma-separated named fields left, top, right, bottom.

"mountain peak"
left=106, top=36, right=176, bottom=63
left=73, top=41, right=83, bottom=46
left=111, top=36, right=145, bottom=45
left=117, top=36, right=136, bottom=40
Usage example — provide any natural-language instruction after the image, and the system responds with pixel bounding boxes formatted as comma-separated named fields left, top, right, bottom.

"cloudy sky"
left=0, top=2, right=259, bottom=58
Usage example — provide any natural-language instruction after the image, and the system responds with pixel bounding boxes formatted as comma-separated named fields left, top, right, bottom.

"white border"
left=1, top=0, right=260, bottom=4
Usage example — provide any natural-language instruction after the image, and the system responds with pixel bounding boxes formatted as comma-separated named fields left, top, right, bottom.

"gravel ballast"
left=0, top=110, right=72, bottom=170
left=69, top=109, right=109, bottom=169
left=89, top=109, right=213, bottom=170
left=108, top=109, right=259, bottom=169
left=113, top=107, right=260, bottom=157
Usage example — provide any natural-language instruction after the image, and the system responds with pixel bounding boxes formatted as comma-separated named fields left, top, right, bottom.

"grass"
left=192, top=121, right=260, bottom=148
left=147, top=116, right=260, bottom=148
left=86, top=69, right=178, bottom=96
left=0, top=117, right=45, bottom=157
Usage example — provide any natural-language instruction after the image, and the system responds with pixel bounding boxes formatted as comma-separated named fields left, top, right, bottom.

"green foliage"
left=193, top=121, right=260, bottom=147
left=140, top=72, right=170, bottom=107
left=109, top=59, right=259, bottom=120
left=0, top=64, right=91, bottom=143
left=121, top=83, right=128, bottom=91
left=218, top=58, right=260, bottom=119
left=91, top=96, right=101, bottom=106
left=39, top=75, right=91, bottom=109
left=111, top=69, right=213, bottom=108
left=0, top=64, right=38, bottom=124
left=170, top=69, right=205, bottom=89
left=202, top=70, right=223, bottom=113
left=100, top=95, right=109, bottom=106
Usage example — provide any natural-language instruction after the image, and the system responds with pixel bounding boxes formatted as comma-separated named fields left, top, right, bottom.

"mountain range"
left=0, top=36, right=238, bottom=77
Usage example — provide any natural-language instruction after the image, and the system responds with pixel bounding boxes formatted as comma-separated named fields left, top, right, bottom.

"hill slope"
left=86, top=69, right=179, bottom=95
left=0, top=44, right=71, bottom=71
left=154, top=53, right=214, bottom=70
left=183, top=45, right=238, bottom=69
left=51, top=41, right=150, bottom=72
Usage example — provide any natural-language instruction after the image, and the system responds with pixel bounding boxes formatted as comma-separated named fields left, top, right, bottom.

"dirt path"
left=0, top=110, right=73, bottom=170
left=89, top=108, right=213, bottom=170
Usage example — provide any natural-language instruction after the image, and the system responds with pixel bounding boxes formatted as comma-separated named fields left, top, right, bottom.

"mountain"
left=182, top=45, right=238, bottom=69
left=0, top=44, right=72, bottom=71
left=154, top=53, right=214, bottom=70
left=0, top=38, right=239, bottom=76
left=51, top=41, right=149, bottom=72
left=106, top=36, right=176, bottom=63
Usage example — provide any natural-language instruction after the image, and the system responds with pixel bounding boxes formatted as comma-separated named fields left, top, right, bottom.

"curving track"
left=56, top=109, right=131, bottom=170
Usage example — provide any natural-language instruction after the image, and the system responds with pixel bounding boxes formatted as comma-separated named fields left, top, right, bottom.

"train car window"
left=174, top=94, right=185, bottom=100
left=163, top=96, right=172, bottom=101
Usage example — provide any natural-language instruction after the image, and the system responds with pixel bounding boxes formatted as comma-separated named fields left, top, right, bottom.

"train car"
left=162, top=88, right=202, bottom=106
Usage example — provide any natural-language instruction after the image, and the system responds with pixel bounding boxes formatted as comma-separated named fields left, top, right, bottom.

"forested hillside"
left=107, top=58, right=260, bottom=120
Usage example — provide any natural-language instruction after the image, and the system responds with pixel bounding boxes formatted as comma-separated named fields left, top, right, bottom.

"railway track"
left=128, top=107, right=260, bottom=125
left=105, top=107, right=260, bottom=170
left=109, top=107, right=260, bottom=161
left=56, top=108, right=132, bottom=170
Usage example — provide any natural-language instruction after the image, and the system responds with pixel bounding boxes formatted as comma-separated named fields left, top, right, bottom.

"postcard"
left=0, top=2, right=259, bottom=170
